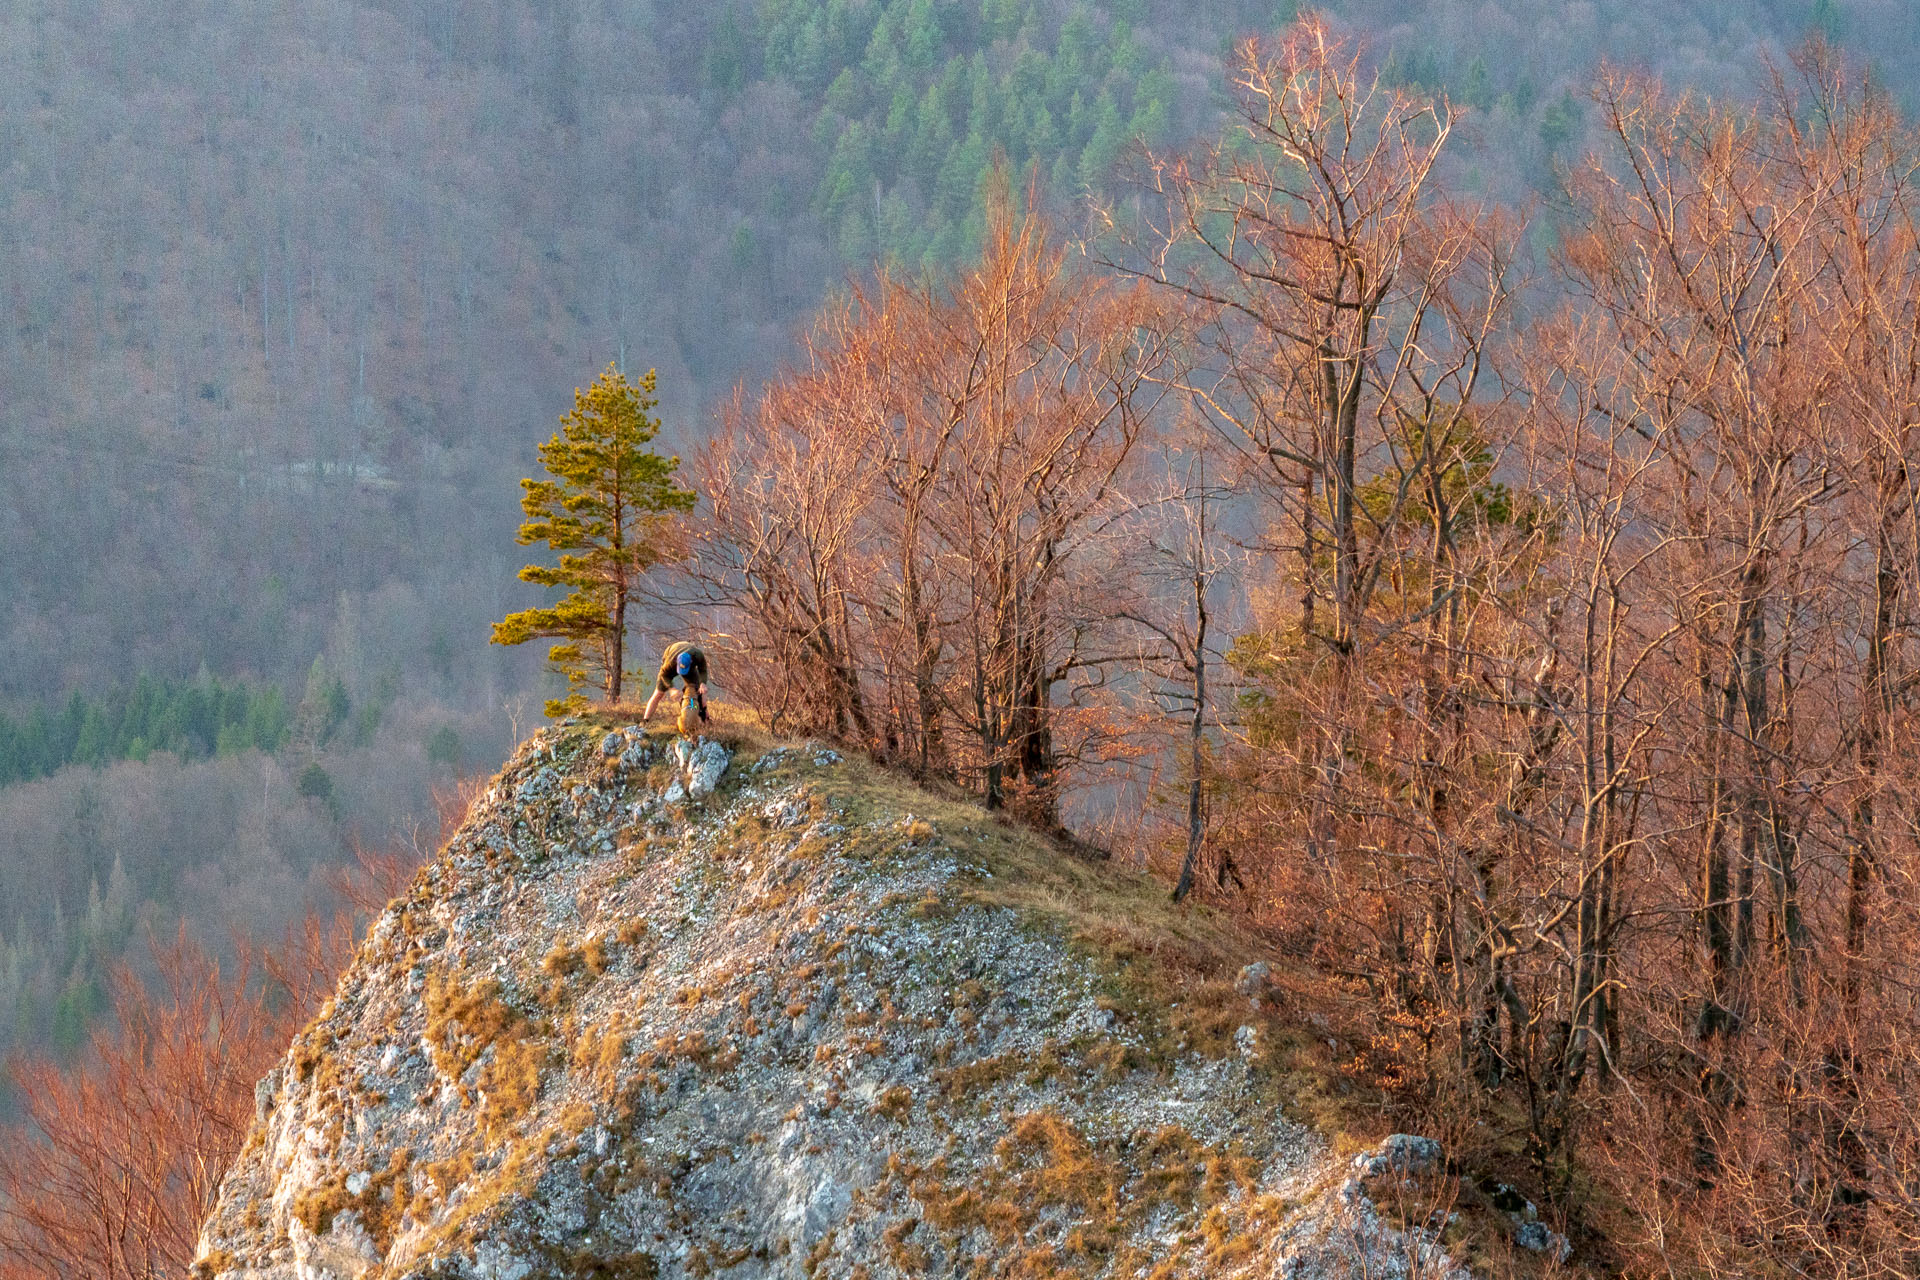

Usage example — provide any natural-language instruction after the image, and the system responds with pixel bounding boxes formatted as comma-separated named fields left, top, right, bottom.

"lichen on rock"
left=191, top=717, right=1485, bottom=1280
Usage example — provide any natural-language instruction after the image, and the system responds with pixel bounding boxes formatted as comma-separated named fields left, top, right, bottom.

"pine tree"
left=1078, top=89, right=1127, bottom=188
left=1539, top=87, right=1582, bottom=155
left=492, top=364, right=694, bottom=716
left=904, top=0, right=941, bottom=69
left=1461, top=55, right=1492, bottom=111
left=703, top=8, right=749, bottom=97
left=292, top=656, right=350, bottom=755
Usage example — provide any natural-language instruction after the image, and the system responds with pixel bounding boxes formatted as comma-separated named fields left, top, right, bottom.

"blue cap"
left=676, top=651, right=694, bottom=675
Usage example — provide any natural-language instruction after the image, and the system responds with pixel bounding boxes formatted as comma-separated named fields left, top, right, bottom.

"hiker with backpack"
left=642, top=641, right=710, bottom=725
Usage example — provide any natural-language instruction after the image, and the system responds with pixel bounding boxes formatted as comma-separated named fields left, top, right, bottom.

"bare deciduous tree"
left=0, top=779, right=471, bottom=1280
left=690, top=186, right=1172, bottom=825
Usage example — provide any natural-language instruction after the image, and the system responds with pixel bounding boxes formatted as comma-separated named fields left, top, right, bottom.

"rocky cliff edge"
left=192, top=711, right=1509, bottom=1280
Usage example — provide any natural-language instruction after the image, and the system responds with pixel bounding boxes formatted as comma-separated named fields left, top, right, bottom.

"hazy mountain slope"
left=0, top=695, right=510, bottom=1066
left=12, top=0, right=1908, bottom=706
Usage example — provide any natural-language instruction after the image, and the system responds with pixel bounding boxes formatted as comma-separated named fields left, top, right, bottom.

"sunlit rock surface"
left=192, top=720, right=1477, bottom=1279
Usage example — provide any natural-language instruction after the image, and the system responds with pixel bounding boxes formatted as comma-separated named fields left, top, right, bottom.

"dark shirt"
left=657, top=642, right=709, bottom=690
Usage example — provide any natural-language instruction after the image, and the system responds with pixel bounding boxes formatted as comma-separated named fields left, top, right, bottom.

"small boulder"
left=253, top=1068, right=281, bottom=1122
left=1354, top=1133, right=1444, bottom=1179
left=686, top=739, right=731, bottom=799
left=1235, top=961, right=1272, bottom=998
left=472, top=1240, right=535, bottom=1280
left=1514, top=1221, right=1572, bottom=1262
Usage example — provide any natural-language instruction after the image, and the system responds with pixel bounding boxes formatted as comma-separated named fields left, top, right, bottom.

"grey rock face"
left=192, top=725, right=1478, bottom=1280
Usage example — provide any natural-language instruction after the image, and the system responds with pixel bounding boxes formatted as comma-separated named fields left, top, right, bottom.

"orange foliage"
left=0, top=777, right=475, bottom=1279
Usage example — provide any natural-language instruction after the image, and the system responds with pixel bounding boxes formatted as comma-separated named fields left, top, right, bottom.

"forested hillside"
left=4, top=0, right=1916, bottom=1062
left=4, top=0, right=1902, bottom=700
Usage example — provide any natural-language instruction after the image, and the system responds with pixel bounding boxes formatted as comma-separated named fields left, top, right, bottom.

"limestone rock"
left=685, top=739, right=729, bottom=798
left=1354, top=1133, right=1446, bottom=1179
left=666, top=736, right=730, bottom=801
left=191, top=722, right=1482, bottom=1280
left=1514, top=1220, right=1573, bottom=1262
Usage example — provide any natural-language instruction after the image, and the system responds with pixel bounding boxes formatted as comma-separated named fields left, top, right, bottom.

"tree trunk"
left=1695, top=631, right=1740, bottom=1042
left=1173, top=570, right=1209, bottom=903
left=1010, top=624, right=1057, bottom=827
left=608, top=585, right=625, bottom=704
left=1845, top=502, right=1900, bottom=1007
left=902, top=546, right=946, bottom=775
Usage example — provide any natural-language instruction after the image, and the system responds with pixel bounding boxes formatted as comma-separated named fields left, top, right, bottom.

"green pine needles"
left=491, top=364, right=694, bottom=717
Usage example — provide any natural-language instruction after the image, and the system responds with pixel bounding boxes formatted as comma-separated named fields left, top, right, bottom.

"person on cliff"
left=642, top=641, right=710, bottom=725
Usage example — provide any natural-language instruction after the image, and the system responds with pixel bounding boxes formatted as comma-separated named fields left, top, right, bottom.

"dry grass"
left=476, top=1036, right=549, bottom=1141
left=290, top=1147, right=413, bottom=1249
left=873, top=1085, right=913, bottom=1121
left=540, top=935, right=612, bottom=981
left=419, top=1151, right=475, bottom=1205
left=568, top=1019, right=631, bottom=1085
left=423, top=974, right=526, bottom=1079
left=420, top=973, right=552, bottom=1140
left=557, top=1247, right=660, bottom=1278
left=541, top=941, right=586, bottom=980
left=890, top=1110, right=1259, bottom=1274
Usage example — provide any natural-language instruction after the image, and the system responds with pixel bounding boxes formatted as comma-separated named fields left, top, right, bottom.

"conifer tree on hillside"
left=492, top=365, right=694, bottom=716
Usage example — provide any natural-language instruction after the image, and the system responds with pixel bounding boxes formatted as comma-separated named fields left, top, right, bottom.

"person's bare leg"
left=642, top=689, right=665, bottom=720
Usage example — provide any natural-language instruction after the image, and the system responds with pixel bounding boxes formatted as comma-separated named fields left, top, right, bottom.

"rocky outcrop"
left=192, top=719, right=1486, bottom=1279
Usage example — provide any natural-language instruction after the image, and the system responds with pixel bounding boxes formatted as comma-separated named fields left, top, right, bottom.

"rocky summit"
left=192, top=714, right=1489, bottom=1280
